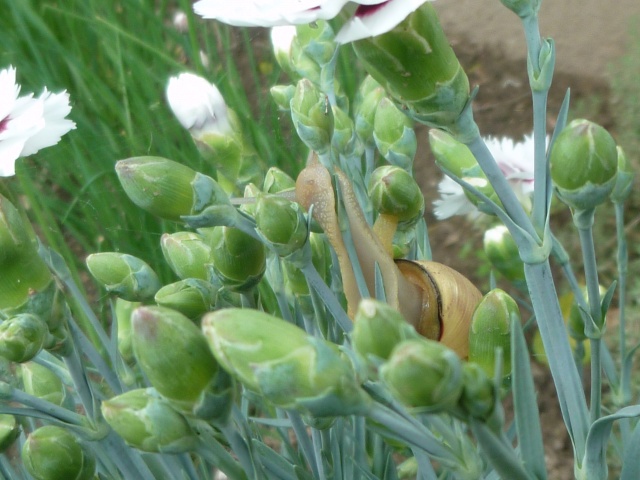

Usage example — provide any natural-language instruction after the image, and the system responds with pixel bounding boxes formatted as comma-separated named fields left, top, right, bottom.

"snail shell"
left=395, top=260, right=482, bottom=359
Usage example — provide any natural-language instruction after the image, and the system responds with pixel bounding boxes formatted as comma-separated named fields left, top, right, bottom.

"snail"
left=295, top=155, right=481, bottom=358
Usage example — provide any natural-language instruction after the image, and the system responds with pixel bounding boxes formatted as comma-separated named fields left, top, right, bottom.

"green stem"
left=614, top=201, right=630, bottom=403
left=524, top=261, right=589, bottom=461
left=574, top=208, right=603, bottom=423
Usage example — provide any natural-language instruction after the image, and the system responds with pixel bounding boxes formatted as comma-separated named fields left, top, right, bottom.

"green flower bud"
left=0, top=194, right=52, bottom=310
left=263, top=167, right=296, bottom=194
left=352, top=4, right=470, bottom=129
left=468, top=289, right=517, bottom=379
left=352, top=299, right=420, bottom=361
left=154, top=278, right=215, bottom=320
left=0, top=314, right=48, bottom=363
left=354, top=78, right=385, bottom=147
left=101, top=388, right=197, bottom=453
left=332, top=105, right=362, bottom=157
left=483, top=225, right=525, bottom=283
left=4, top=281, right=64, bottom=335
left=610, top=146, right=634, bottom=203
left=0, top=415, right=20, bottom=452
left=550, top=119, right=618, bottom=211
left=463, top=176, right=502, bottom=215
left=115, top=156, right=233, bottom=223
left=428, top=129, right=484, bottom=178
left=271, top=26, right=297, bottom=78
left=458, top=362, right=496, bottom=421
left=368, top=165, right=425, bottom=227
left=114, top=298, right=139, bottom=363
left=270, top=84, right=296, bottom=111
left=373, top=98, right=417, bottom=170
left=255, top=194, right=308, bottom=256
left=500, top=0, right=541, bottom=17
left=131, top=306, right=219, bottom=412
left=381, top=338, right=463, bottom=411
left=202, top=309, right=371, bottom=417
left=290, top=78, right=334, bottom=154
left=86, top=252, right=161, bottom=302
left=203, top=226, right=266, bottom=291
left=22, top=426, right=96, bottom=480
left=20, top=362, right=67, bottom=406
left=160, top=231, right=212, bottom=281
left=294, top=20, right=337, bottom=68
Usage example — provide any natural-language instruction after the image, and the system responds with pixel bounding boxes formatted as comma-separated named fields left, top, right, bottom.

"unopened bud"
left=22, top=426, right=96, bottom=480
left=270, top=84, right=296, bottom=111
left=381, top=338, right=463, bottom=411
left=86, top=252, right=160, bottom=301
left=114, top=298, right=139, bottom=363
left=131, top=306, right=218, bottom=411
left=154, top=278, right=216, bottom=319
left=610, top=146, right=634, bottom=203
left=373, top=98, right=417, bottom=170
left=428, top=129, right=483, bottom=178
left=483, top=225, right=525, bottom=283
left=256, top=194, right=308, bottom=256
left=0, top=314, right=48, bottom=363
left=0, top=415, right=20, bottom=452
left=102, top=388, right=197, bottom=453
left=500, top=0, right=541, bottom=18
left=368, top=166, right=425, bottom=227
left=160, top=231, right=212, bottom=281
left=458, top=362, right=496, bottom=421
left=263, top=167, right=296, bottom=194
left=202, top=308, right=371, bottom=417
left=468, top=289, right=517, bottom=378
left=550, top=119, right=618, bottom=211
left=290, top=78, right=334, bottom=154
left=20, top=362, right=67, bottom=406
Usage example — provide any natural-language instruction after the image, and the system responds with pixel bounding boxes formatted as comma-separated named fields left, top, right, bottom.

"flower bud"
left=20, top=362, right=67, bottom=406
left=114, top=298, right=139, bottom=363
left=368, top=165, right=425, bottom=227
left=86, top=252, right=161, bottom=302
left=255, top=194, right=308, bottom=256
left=500, top=0, right=541, bottom=17
left=101, top=388, right=197, bottom=453
left=270, top=84, right=296, bottom=111
left=331, top=105, right=362, bottom=157
left=354, top=77, right=385, bottom=147
left=294, top=21, right=337, bottom=68
left=352, top=299, right=420, bottom=361
left=0, top=314, right=48, bottom=363
left=115, top=156, right=233, bottom=223
left=154, top=278, right=215, bottom=320
left=0, top=194, right=52, bottom=310
left=468, top=289, right=517, bottom=379
left=352, top=4, right=469, bottom=129
left=550, top=119, right=618, bottom=211
left=263, top=167, right=296, bottom=194
left=202, top=309, right=371, bottom=417
left=380, top=338, right=463, bottom=411
left=131, top=306, right=218, bottom=412
left=428, top=129, right=483, bottom=178
left=0, top=414, right=20, bottom=452
left=203, top=226, right=266, bottom=291
left=373, top=98, right=417, bottom=170
left=610, top=146, right=634, bottom=203
left=483, top=225, right=525, bottom=283
left=290, top=78, right=334, bottom=154
left=22, top=426, right=96, bottom=480
left=160, top=231, right=212, bottom=281
left=458, top=362, right=496, bottom=421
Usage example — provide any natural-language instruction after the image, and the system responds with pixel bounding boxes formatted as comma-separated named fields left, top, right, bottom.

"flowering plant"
left=0, top=1, right=637, bottom=479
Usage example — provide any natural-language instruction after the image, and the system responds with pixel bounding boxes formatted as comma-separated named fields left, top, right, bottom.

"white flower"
left=270, top=25, right=297, bottom=58
left=166, top=73, right=231, bottom=138
left=0, top=66, right=75, bottom=177
left=433, top=133, right=539, bottom=220
left=194, top=0, right=431, bottom=44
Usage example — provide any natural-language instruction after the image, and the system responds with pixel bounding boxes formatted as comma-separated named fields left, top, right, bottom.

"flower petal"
left=21, top=89, right=76, bottom=156
left=335, top=0, right=431, bottom=44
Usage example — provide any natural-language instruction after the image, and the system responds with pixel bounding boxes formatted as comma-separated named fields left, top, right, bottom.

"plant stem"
left=614, top=201, right=630, bottom=403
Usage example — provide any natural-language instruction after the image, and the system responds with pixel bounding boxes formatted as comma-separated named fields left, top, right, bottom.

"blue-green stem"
left=193, top=429, right=248, bottom=480
left=614, top=201, right=631, bottom=403
left=524, top=261, right=589, bottom=461
left=574, top=208, right=603, bottom=423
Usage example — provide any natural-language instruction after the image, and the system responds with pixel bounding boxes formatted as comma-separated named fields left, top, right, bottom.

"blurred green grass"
left=0, top=0, right=309, bottom=290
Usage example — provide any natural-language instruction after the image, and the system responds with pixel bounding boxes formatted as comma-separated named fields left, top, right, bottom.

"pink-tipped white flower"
left=166, top=73, right=231, bottom=138
left=193, top=0, right=431, bottom=44
left=0, top=66, right=75, bottom=177
left=434, top=133, right=539, bottom=220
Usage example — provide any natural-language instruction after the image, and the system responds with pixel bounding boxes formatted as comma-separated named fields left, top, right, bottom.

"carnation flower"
left=0, top=66, right=75, bottom=177
left=166, top=73, right=231, bottom=138
left=433, top=133, right=539, bottom=220
left=193, top=0, right=431, bottom=44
